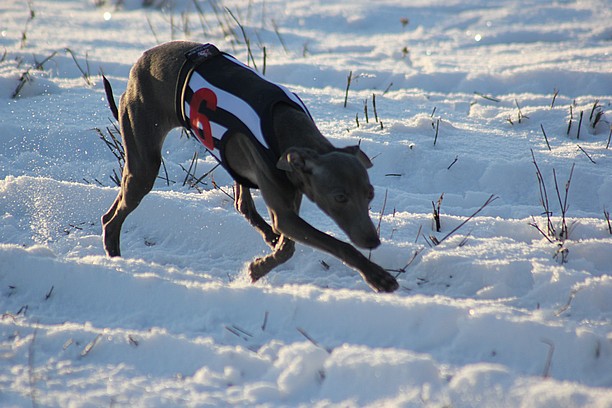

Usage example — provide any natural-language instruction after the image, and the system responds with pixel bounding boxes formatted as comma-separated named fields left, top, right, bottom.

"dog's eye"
left=335, top=193, right=348, bottom=204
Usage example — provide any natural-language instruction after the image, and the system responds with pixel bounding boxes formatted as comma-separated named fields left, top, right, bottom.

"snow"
left=1, top=0, right=611, bottom=406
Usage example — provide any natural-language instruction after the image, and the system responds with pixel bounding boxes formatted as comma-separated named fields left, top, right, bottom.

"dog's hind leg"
left=102, top=101, right=166, bottom=257
left=224, top=131, right=302, bottom=281
left=234, top=182, right=280, bottom=248
left=249, top=234, right=295, bottom=282
left=247, top=191, right=302, bottom=282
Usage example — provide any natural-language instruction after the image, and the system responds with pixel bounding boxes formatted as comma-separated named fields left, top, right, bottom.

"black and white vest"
left=176, top=43, right=312, bottom=188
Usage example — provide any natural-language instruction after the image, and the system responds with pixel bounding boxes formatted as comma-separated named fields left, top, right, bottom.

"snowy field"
left=1, top=0, right=612, bottom=406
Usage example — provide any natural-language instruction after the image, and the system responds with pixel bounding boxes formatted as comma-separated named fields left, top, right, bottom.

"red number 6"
left=189, top=88, right=217, bottom=150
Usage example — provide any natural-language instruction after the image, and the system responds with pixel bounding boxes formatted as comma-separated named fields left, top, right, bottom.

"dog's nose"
left=360, top=235, right=381, bottom=249
left=369, top=236, right=381, bottom=249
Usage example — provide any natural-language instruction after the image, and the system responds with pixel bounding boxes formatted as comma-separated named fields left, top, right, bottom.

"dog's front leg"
left=273, top=211, right=399, bottom=293
left=234, top=182, right=279, bottom=248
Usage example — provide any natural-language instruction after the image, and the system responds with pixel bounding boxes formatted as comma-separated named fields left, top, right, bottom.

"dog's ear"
left=277, top=148, right=318, bottom=173
left=338, top=145, right=373, bottom=169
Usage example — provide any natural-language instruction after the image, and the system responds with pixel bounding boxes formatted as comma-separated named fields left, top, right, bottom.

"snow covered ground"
left=1, top=0, right=611, bottom=406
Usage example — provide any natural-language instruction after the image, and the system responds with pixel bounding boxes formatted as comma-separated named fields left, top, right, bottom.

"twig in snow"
left=387, top=248, right=423, bottom=278
left=17, top=305, right=29, bottom=316
left=297, top=327, right=331, bottom=353
left=208, top=0, right=234, bottom=46
left=540, top=339, right=555, bottom=378
left=576, top=110, right=584, bottom=139
left=11, top=50, right=56, bottom=98
left=211, top=175, right=234, bottom=200
left=343, top=70, right=352, bottom=108
left=421, top=233, right=434, bottom=248
left=62, top=338, right=73, bottom=350
left=433, top=118, right=440, bottom=145
left=370, top=189, right=388, bottom=261
left=566, top=105, right=573, bottom=135
left=225, top=325, right=247, bottom=340
left=577, top=145, right=596, bottom=164
left=550, top=88, right=559, bottom=109
left=447, top=155, right=459, bottom=170
left=225, top=324, right=253, bottom=341
left=555, top=288, right=579, bottom=316
left=81, top=334, right=103, bottom=357
left=33, top=51, right=57, bottom=70
left=383, top=82, right=393, bottom=95
left=473, top=91, right=500, bottom=103
left=191, top=0, right=210, bottom=36
left=372, top=93, right=379, bottom=123
left=552, top=164, right=575, bottom=241
left=271, top=19, right=288, bottom=53
left=234, top=325, right=253, bottom=338
left=64, top=48, right=92, bottom=85
left=553, top=243, right=569, bottom=264
left=604, top=207, right=612, bottom=235
left=45, top=286, right=54, bottom=300
left=94, top=125, right=124, bottom=169
left=515, top=99, right=528, bottom=123
left=191, top=163, right=220, bottom=190
left=530, top=150, right=555, bottom=239
left=262, top=46, right=267, bottom=76
left=415, top=225, right=422, bottom=243
left=540, top=124, right=552, bottom=151
left=436, top=194, right=498, bottom=245
left=458, top=231, right=471, bottom=247
left=158, top=157, right=170, bottom=186
left=432, top=193, right=443, bottom=232
left=128, top=335, right=139, bottom=347
left=21, top=0, right=36, bottom=49
left=589, top=100, right=604, bottom=130
left=261, top=311, right=269, bottom=331
left=13, top=71, right=31, bottom=98
left=376, top=189, right=388, bottom=237
left=182, top=151, right=198, bottom=187
left=146, top=15, right=161, bottom=44
left=226, top=7, right=258, bottom=71
left=529, top=216, right=554, bottom=244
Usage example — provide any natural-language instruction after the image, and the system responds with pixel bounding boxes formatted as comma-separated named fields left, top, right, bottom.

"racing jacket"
left=176, top=43, right=312, bottom=188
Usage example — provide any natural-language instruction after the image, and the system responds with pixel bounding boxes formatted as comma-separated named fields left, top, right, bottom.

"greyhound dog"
left=101, top=41, right=398, bottom=293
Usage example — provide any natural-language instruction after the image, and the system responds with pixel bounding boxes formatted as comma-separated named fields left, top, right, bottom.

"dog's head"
left=277, top=145, right=381, bottom=249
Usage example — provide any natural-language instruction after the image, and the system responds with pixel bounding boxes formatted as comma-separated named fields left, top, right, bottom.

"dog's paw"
left=363, top=264, right=399, bottom=293
left=248, top=257, right=271, bottom=282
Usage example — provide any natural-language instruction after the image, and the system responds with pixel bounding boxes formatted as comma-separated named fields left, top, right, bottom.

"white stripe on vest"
left=184, top=66, right=268, bottom=150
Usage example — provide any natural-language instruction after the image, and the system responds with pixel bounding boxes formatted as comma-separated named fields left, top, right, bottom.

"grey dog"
left=101, top=41, right=398, bottom=292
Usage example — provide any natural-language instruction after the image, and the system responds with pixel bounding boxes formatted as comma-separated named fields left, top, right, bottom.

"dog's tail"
left=102, top=75, right=119, bottom=121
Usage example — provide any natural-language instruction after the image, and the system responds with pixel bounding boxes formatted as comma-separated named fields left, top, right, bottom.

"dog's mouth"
left=351, top=233, right=381, bottom=250
left=339, top=218, right=381, bottom=250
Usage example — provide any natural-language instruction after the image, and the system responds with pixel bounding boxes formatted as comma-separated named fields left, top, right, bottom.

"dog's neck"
left=272, top=103, right=334, bottom=155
